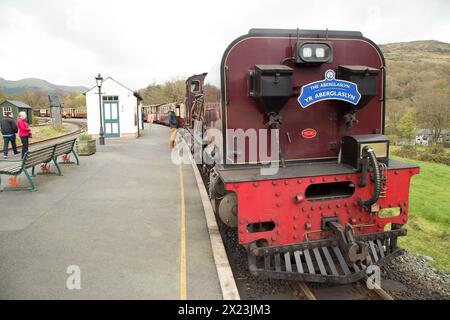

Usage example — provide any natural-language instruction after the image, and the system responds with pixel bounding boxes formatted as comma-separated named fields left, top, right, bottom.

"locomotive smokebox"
left=248, top=65, right=294, bottom=115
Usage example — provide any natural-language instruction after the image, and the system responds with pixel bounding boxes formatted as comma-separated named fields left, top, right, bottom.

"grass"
left=0, top=124, right=70, bottom=150
left=393, top=155, right=450, bottom=272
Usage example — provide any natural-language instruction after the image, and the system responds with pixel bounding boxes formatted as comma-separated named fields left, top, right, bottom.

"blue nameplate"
left=298, top=70, right=361, bottom=108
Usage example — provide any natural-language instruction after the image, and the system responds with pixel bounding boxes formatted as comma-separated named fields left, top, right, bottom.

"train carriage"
left=151, top=102, right=186, bottom=127
left=190, top=28, right=420, bottom=284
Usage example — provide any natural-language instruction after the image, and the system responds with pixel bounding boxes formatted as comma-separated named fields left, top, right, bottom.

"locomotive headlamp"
left=295, top=42, right=333, bottom=64
left=315, top=47, right=325, bottom=58
left=302, top=47, right=312, bottom=58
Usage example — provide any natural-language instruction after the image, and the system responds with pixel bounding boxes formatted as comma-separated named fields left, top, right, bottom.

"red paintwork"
left=227, top=167, right=419, bottom=246
left=301, top=128, right=317, bottom=139
left=222, top=37, right=384, bottom=162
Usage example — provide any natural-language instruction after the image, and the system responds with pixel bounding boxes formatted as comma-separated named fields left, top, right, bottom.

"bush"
left=417, top=153, right=450, bottom=165
left=31, top=116, right=39, bottom=126
left=79, top=134, right=93, bottom=141
left=391, top=145, right=418, bottom=159
left=426, top=144, right=445, bottom=155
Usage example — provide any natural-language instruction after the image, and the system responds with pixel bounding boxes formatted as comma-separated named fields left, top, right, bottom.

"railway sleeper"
left=247, top=229, right=405, bottom=284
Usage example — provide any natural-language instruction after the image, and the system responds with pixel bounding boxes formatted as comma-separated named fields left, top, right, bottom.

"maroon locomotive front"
left=185, top=29, right=419, bottom=283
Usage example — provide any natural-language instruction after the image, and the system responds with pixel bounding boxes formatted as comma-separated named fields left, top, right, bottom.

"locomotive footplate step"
left=248, top=229, right=405, bottom=284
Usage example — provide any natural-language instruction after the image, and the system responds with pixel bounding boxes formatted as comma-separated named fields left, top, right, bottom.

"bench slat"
left=0, top=164, right=23, bottom=174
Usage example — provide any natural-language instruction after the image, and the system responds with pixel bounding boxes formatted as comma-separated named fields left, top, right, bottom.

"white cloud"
left=0, top=0, right=449, bottom=90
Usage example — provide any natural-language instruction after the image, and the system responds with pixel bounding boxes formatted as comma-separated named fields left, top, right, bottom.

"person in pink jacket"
left=17, top=111, right=31, bottom=158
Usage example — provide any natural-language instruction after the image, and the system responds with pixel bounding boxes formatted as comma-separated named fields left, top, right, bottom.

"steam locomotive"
left=183, top=29, right=419, bottom=284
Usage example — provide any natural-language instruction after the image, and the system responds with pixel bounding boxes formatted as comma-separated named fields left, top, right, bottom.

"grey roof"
left=0, top=99, right=32, bottom=109
left=84, top=77, right=136, bottom=95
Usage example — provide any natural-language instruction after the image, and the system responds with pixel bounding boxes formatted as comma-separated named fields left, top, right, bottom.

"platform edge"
left=188, top=152, right=241, bottom=300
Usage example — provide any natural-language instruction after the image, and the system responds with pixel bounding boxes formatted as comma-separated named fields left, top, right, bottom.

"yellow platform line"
left=179, top=161, right=187, bottom=300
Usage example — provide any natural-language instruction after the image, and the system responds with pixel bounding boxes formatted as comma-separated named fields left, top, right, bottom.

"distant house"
left=0, top=100, right=33, bottom=122
left=84, top=77, right=143, bottom=139
left=415, top=128, right=449, bottom=145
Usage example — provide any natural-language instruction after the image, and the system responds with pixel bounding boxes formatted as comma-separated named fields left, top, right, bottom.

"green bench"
left=0, top=138, right=79, bottom=192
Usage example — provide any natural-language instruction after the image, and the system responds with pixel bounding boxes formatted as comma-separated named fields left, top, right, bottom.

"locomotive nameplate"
left=298, top=70, right=361, bottom=108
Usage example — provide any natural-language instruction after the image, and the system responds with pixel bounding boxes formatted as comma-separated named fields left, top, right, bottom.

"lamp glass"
left=95, top=74, right=103, bottom=88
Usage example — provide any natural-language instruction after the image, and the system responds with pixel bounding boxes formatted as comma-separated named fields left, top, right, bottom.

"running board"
left=248, top=229, right=406, bottom=284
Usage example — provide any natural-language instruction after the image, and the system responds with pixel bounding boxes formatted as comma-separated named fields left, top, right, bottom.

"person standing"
left=17, top=111, right=31, bottom=158
left=168, top=105, right=178, bottom=150
left=1, top=111, right=19, bottom=159
left=141, top=110, right=146, bottom=130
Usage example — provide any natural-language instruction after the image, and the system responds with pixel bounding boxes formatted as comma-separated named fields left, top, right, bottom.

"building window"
left=2, top=106, right=12, bottom=117
left=103, top=96, right=119, bottom=101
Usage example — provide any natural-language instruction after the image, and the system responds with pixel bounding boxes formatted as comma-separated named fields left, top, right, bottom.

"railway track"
left=7, top=119, right=86, bottom=151
left=297, top=277, right=394, bottom=300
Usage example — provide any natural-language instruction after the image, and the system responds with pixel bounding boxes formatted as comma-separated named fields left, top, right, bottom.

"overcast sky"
left=0, top=0, right=449, bottom=90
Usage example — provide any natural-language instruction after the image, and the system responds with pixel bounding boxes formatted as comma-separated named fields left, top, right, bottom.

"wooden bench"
left=0, top=138, right=79, bottom=192
left=54, top=138, right=80, bottom=165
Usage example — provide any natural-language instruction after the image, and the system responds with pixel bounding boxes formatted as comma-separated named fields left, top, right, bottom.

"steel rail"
left=6, top=120, right=85, bottom=151
left=297, top=278, right=394, bottom=300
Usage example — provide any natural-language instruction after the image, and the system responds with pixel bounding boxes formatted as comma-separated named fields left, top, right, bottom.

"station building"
left=85, top=77, right=143, bottom=139
left=0, top=100, right=33, bottom=122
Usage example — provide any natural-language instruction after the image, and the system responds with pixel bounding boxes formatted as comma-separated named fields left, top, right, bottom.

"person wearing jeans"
left=1, top=111, right=19, bottom=159
left=17, top=111, right=31, bottom=159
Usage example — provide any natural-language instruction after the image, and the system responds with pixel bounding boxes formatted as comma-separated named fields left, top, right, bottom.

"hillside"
left=0, top=77, right=88, bottom=94
left=379, top=40, right=450, bottom=135
left=380, top=40, right=450, bottom=100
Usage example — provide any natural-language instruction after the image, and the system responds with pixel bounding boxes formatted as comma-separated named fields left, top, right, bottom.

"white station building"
left=85, top=77, right=143, bottom=139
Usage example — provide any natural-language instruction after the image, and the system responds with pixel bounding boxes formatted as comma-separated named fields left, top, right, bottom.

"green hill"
left=381, top=40, right=450, bottom=100
left=379, top=40, right=450, bottom=136
left=0, top=77, right=88, bottom=94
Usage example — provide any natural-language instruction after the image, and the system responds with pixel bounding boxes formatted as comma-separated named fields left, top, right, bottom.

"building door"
left=103, top=99, right=120, bottom=138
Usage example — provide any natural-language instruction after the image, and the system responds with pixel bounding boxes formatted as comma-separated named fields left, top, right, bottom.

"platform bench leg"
left=72, top=150, right=80, bottom=165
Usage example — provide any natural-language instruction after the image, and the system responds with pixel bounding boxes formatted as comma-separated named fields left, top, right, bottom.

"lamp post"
left=95, top=73, right=105, bottom=145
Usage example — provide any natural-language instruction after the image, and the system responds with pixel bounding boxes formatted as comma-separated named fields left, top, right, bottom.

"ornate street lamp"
left=95, top=73, right=105, bottom=145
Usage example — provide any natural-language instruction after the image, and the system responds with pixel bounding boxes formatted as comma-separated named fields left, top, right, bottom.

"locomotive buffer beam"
left=247, top=229, right=406, bottom=284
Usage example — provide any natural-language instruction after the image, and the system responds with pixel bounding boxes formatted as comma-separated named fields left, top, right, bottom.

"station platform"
left=0, top=124, right=223, bottom=299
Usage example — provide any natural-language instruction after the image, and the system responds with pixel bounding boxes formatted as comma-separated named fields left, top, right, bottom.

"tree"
left=15, top=89, right=47, bottom=110
left=141, top=77, right=185, bottom=105
left=0, top=89, right=5, bottom=101
left=396, top=108, right=417, bottom=139
left=415, top=92, right=450, bottom=142
left=386, top=99, right=408, bottom=135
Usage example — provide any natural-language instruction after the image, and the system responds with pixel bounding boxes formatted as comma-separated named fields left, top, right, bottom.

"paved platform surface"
left=0, top=124, right=222, bottom=299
